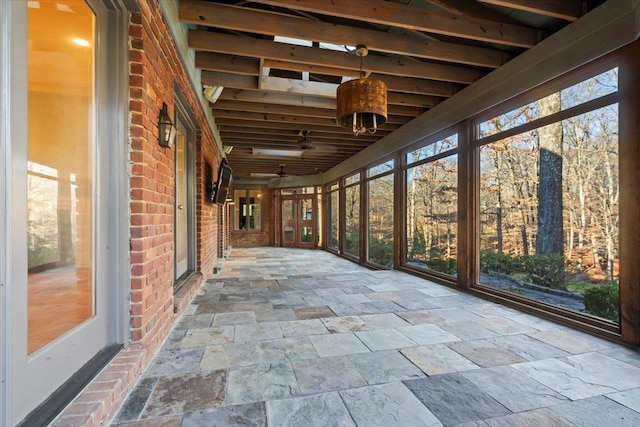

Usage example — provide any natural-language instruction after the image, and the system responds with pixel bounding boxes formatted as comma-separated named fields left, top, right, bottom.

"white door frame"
left=0, top=1, right=129, bottom=424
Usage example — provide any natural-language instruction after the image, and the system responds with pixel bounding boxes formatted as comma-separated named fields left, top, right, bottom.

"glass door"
left=299, top=197, right=314, bottom=248
left=282, top=198, right=296, bottom=247
left=175, top=121, right=188, bottom=278
left=4, top=1, right=115, bottom=423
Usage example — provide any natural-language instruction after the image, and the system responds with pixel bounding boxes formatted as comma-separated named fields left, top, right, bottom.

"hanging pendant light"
left=336, top=45, right=387, bottom=136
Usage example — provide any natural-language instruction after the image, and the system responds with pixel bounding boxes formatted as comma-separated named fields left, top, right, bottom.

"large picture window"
left=233, top=189, right=262, bottom=231
left=367, top=160, right=394, bottom=267
left=327, top=183, right=339, bottom=250
left=405, top=135, right=458, bottom=276
left=477, top=67, right=619, bottom=323
left=343, top=173, right=360, bottom=257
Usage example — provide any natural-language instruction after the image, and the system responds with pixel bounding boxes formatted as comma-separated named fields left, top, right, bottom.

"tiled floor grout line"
left=110, top=248, right=640, bottom=427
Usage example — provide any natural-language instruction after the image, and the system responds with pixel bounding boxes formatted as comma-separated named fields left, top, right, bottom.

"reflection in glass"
left=368, top=173, right=394, bottom=267
left=175, top=128, right=187, bottom=266
left=27, top=0, right=96, bottom=354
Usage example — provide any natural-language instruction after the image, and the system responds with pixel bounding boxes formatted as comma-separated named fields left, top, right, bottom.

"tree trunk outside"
left=536, top=92, right=564, bottom=255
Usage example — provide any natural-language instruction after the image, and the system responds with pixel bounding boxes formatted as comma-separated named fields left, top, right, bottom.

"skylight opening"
left=274, top=36, right=312, bottom=47
left=319, top=42, right=355, bottom=53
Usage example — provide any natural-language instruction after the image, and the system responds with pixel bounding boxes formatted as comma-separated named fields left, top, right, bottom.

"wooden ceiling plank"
left=209, top=100, right=421, bottom=123
left=191, top=32, right=482, bottom=84
left=212, top=108, right=411, bottom=125
left=205, top=69, right=452, bottom=99
left=218, top=89, right=436, bottom=111
left=373, top=74, right=459, bottom=97
left=184, top=4, right=509, bottom=68
left=215, top=118, right=396, bottom=134
left=251, top=0, right=539, bottom=48
left=261, top=76, right=336, bottom=98
left=220, top=126, right=381, bottom=142
left=263, top=59, right=362, bottom=79
left=211, top=99, right=424, bottom=118
left=213, top=100, right=336, bottom=118
left=226, top=146, right=364, bottom=156
left=201, top=71, right=258, bottom=90
left=218, top=89, right=336, bottom=109
left=477, top=0, right=582, bottom=22
left=214, top=110, right=343, bottom=127
left=220, top=136, right=372, bottom=148
left=426, top=0, right=526, bottom=25
left=195, top=52, right=260, bottom=76
left=386, top=92, right=441, bottom=108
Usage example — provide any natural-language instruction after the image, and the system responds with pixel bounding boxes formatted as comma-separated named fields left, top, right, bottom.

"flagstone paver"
left=112, top=247, right=640, bottom=426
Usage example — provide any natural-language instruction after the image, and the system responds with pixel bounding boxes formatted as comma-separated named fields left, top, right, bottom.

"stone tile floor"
left=111, top=248, right=640, bottom=426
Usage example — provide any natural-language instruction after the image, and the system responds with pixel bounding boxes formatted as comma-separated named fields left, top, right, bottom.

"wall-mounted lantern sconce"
left=158, top=102, right=177, bottom=148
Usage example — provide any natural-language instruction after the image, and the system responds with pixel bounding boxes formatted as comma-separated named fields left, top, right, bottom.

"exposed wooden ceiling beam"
left=251, top=0, right=539, bottom=48
left=192, top=37, right=482, bottom=85
left=215, top=118, right=396, bottom=134
left=195, top=52, right=260, bottom=75
left=214, top=81, right=440, bottom=108
left=218, top=89, right=336, bottom=109
left=183, top=4, right=509, bottom=68
left=220, top=134, right=372, bottom=148
left=211, top=108, right=411, bottom=125
left=213, top=100, right=336, bottom=119
left=203, top=70, right=453, bottom=100
left=227, top=143, right=362, bottom=154
left=262, top=59, right=361, bottom=79
left=212, top=109, right=411, bottom=127
left=477, top=0, right=582, bottom=21
left=211, top=100, right=424, bottom=118
left=220, top=126, right=381, bottom=143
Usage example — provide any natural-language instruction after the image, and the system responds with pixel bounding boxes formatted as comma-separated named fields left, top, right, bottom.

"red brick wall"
left=128, top=0, right=223, bottom=349
left=197, top=131, right=222, bottom=276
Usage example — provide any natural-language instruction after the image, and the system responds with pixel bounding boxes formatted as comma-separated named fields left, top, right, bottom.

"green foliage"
left=408, top=227, right=427, bottom=261
left=368, top=235, right=393, bottom=267
left=427, top=257, right=457, bottom=275
left=345, top=232, right=360, bottom=256
left=480, top=251, right=566, bottom=290
left=28, top=229, right=59, bottom=269
left=583, top=285, right=619, bottom=322
left=522, top=253, right=566, bottom=290
left=480, top=251, right=519, bottom=274
left=566, top=281, right=600, bottom=295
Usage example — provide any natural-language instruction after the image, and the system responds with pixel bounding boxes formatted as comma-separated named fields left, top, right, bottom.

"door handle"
left=178, top=204, right=184, bottom=210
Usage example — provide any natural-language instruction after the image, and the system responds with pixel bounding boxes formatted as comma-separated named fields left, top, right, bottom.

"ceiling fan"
left=297, top=130, right=315, bottom=151
left=277, top=164, right=288, bottom=177
left=297, top=131, right=338, bottom=156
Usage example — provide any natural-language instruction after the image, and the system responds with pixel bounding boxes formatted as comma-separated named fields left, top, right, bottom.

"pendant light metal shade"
left=336, top=78, right=388, bottom=136
left=336, top=45, right=388, bottom=136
